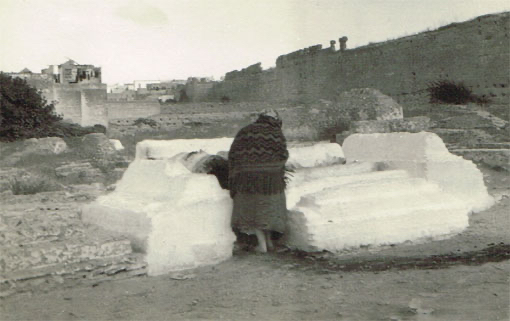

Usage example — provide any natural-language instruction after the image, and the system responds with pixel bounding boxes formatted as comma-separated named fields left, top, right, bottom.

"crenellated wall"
left=208, top=13, right=510, bottom=107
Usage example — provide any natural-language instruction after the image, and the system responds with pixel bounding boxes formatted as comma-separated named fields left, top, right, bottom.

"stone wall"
left=209, top=13, right=510, bottom=107
left=20, top=76, right=109, bottom=127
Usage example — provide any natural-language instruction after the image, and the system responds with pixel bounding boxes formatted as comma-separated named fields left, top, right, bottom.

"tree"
left=0, top=73, right=62, bottom=141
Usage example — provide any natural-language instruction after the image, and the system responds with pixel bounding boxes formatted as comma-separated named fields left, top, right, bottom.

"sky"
left=0, top=0, right=508, bottom=85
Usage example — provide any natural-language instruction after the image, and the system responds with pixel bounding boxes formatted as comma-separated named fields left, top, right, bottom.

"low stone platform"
left=285, top=132, right=494, bottom=252
left=82, top=156, right=236, bottom=276
left=342, top=132, right=494, bottom=212
left=286, top=168, right=469, bottom=251
left=0, top=191, right=146, bottom=297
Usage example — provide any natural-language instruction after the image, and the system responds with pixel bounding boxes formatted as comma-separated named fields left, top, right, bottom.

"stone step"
left=1, top=236, right=132, bottom=273
left=287, top=168, right=409, bottom=208
left=288, top=161, right=378, bottom=183
left=308, top=184, right=465, bottom=224
left=0, top=253, right=147, bottom=298
left=302, top=177, right=440, bottom=213
left=287, top=171, right=470, bottom=252
left=0, top=206, right=85, bottom=247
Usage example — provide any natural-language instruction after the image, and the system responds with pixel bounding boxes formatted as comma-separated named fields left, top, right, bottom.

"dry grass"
left=9, top=174, right=60, bottom=195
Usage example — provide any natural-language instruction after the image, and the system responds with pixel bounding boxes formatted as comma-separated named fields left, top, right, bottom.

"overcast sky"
left=1, top=0, right=508, bottom=85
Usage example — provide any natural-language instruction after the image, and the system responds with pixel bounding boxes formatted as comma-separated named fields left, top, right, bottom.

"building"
left=7, top=59, right=107, bottom=127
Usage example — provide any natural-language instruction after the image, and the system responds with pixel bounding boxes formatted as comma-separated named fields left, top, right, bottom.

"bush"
left=427, top=80, right=490, bottom=105
left=134, top=118, right=158, bottom=128
left=0, top=73, right=64, bottom=141
left=9, top=175, right=56, bottom=195
left=46, top=122, right=107, bottom=137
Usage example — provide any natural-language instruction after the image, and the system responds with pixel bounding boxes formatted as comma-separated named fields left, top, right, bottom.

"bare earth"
left=1, top=167, right=509, bottom=321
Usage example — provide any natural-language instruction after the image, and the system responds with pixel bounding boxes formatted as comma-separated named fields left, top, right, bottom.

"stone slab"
left=82, top=156, right=236, bottom=276
left=135, top=138, right=234, bottom=160
left=342, top=132, right=494, bottom=212
left=286, top=168, right=470, bottom=252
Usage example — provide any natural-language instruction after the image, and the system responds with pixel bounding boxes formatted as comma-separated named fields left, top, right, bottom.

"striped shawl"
left=228, top=115, right=289, bottom=197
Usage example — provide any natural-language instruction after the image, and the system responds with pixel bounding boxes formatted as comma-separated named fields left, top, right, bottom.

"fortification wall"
left=211, top=13, right=510, bottom=106
left=81, top=88, right=108, bottom=127
left=186, top=81, right=215, bottom=102
left=44, top=84, right=108, bottom=127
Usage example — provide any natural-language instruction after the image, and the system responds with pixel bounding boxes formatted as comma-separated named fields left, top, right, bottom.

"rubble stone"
left=22, top=137, right=67, bottom=155
left=55, top=162, right=104, bottom=183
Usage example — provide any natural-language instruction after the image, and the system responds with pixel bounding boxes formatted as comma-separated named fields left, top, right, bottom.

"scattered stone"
left=81, top=134, right=118, bottom=168
left=169, top=273, right=196, bottom=280
left=333, top=88, right=404, bottom=121
left=408, top=298, right=435, bottom=314
left=109, top=139, right=124, bottom=151
left=22, top=137, right=67, bottom=155
left=452, top=148, right=510, bottom=171
left=0, top=168, right=30, bottom=192
left=55, top=162, right=104, bottom=183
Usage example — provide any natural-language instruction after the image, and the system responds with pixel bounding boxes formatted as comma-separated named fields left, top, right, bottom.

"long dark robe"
left=228, top=115, right=289, bottom=233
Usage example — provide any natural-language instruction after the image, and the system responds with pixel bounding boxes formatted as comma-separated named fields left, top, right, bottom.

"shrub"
left=427, top=80, right=490, bottom=105
left=0, top=73, right=63, bottom=141
left=134, top=118, right=158, bottom=128
left=47, top=122, right=107, bottom=137
left=9, top=175, right=56, bottom=195
left=179, top=89, right=189, bottom=103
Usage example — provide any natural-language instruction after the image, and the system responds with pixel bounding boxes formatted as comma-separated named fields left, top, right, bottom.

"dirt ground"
left=1, top=166, right=509, bottom=321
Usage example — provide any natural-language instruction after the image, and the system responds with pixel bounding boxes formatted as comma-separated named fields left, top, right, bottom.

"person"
left=228, top=109, right=289, bottom=253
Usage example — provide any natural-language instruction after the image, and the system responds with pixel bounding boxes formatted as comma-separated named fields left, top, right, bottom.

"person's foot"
left=265, top=231, right=274, bottom=251
left=254, top=229, right=267, bottom=253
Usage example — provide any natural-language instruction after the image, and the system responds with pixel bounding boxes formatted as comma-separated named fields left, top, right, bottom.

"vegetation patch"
left=133, top=118, right=158, bottom=128
left=8, top=174, right=59, bottom=195
left=0, top=73, right=106, bottom=142
left=427, top=80, right=490, bottom=105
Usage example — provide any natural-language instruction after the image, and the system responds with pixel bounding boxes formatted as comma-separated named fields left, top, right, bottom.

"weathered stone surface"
left=2, top=238, right=132, bottom=272
left=22, top=137, right=67, bottom=155
left=336, top=117, right=431, bottom=144
left=389, top=117, right=431, bottom=132
left=82, top=154, right=236, bottom=276
left=333, top=88, right=404, bottom=121
left=452, top=148, right=510, bottom=171
left=287, top=142, right=345, bottom=168
left=135, top=137, right=233, bottom=160
left=81, top=133, right=117, bottom=159
left=55, top=162, right=104, bottom=182
left=284, top=134, right=495, bottom=252
left=0, top=190, right=146, bottom=297
left=0, top=168, right=29, bottom=192
left=349, top=120, right=391, bottom=134
left=0, top=253, right=146, bottom=298
left=286, top=168, right=469, bottom=252
left=109, top=139, right=124, bottom=151
left=430, top=128, right=495, bottom=146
